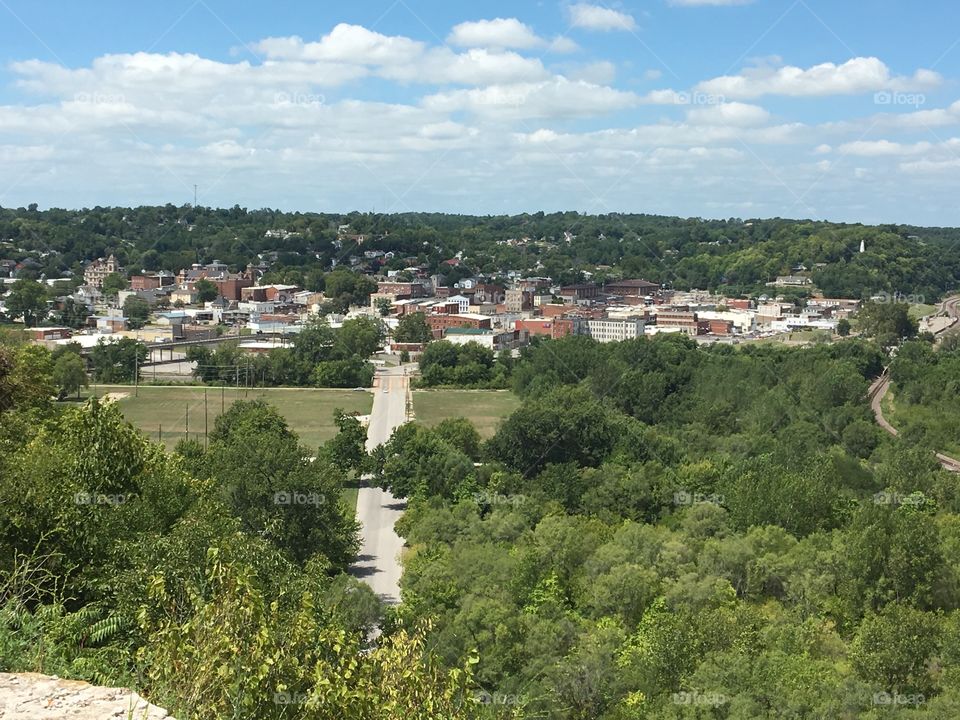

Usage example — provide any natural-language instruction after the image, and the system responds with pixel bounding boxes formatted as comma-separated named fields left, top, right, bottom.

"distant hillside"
left=2, top=206, right=959, bottom=299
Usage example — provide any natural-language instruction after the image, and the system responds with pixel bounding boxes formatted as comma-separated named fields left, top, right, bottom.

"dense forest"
left=4, top=323, right=960, bottom=717
left=377, top=335, right=960, bottom=718
left=3, top=205, right=960, bottom=298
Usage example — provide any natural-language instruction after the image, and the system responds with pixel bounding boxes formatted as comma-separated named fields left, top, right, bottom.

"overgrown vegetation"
left=0, top=339, right=495, bottom=719
left=378, top=334, right=960, bottom=718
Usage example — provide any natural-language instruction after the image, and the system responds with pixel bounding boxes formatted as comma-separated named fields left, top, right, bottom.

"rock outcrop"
left=0, top=673, right=173, bottom=719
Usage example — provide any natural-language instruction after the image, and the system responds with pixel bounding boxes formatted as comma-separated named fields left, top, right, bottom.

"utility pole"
left=193, top=184, right=198, bottom=207
left=185, top=403, right=189, bottom=441
left=204, top=388, right=208, bottom=450
left=134, top=351, right=139, bottom=397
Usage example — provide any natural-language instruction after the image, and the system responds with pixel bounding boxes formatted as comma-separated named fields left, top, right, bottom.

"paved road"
left=350, top=366, right=408, bottom=605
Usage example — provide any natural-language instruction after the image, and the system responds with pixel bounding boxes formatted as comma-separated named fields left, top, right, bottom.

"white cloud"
left=423, top=78, right=637, bottom=119
left=696, top=57, right=942, bottom=99
left=448, top=18, right=542, bottom=49
left=687, top=102, right=770, bottom=127
left=549, top=37, right=581, bottom=53
left=839, top=140, right=934, bottom=157
left=255, top=24, right=424, bottom=65
left=568, top=3, right=636, bottom=31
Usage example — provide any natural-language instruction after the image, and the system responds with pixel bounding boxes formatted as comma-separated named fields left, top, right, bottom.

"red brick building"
left=604, top=279, right=659, bottom=297
left=708, top=319, right=734, bottom=335
left=427, top=313, right=492, bottom=338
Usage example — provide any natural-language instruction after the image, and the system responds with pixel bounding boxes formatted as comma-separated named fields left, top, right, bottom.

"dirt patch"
left=101, top=392, right=130, bottom=403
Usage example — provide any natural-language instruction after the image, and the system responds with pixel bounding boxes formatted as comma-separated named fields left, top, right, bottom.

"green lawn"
left=86, top=385, right=373, bottom=451
left=412, top=389, right=521, bottom=438
left=909, top=303, right=938, bottom=321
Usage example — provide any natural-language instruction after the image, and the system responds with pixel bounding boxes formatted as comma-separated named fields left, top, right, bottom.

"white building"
left=582, top=318, right=645, bottom=343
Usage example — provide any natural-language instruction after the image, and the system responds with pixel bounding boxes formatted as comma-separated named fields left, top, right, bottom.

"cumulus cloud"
left=568, top=3, right=636, bottom=31
left=839, top=140, right=935, bottom=157
left=0, top=17, right=955, bottom=222
left=422, top=77, right=638, bottom=119
left=687, top=102, right=771, bottom=127
left=696, top=57, right=942, bottom=99
left=448, top=18, right=542, bottom=49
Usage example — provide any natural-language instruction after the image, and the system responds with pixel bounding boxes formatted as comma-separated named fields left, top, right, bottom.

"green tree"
left=203, top=400, right=360, bottom=569
left=856, top=301, right=918, bottom=346
left=52, top=352, right=87, bottom=400
left=194, top=278, right=218, bottom=303
left=322, top=410, right=368, bottom=473
left=337, top=316, right=384, bottom=359
left=850, top=602, right=940, bottom=695
left=375, top=297, right=393, bottom=316
left=90, top=338, right=147, bottom=383
left=101, top=272, right=128, bottom=297
left=4, top=280, right=48, bottom=327
left=836, top=318, right=851, bottom=336
left=122, top=295, right=150, bottom=329
left=394, top=312, right=433, bottom=344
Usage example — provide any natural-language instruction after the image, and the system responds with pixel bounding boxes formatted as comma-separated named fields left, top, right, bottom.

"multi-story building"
left=604, top=279, right=659, bottom=297
left=655, top=310, right=707, bottom=336
left=376, top=281, right=428, bottom=300
left=559, top=283, right=601, bottom=302
left=582, top=318, right=645, bottom=343
left=130, top=271, right=176, bottom=291
left=505, top=287, right=534, bottom=313
left=426, top=313, right=492, bottom=337
left=83, top=255, right=121, bottom=288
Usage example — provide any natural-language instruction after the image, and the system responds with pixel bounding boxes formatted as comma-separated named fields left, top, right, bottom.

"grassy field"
left=86, top=385, right=373, bottom=451
left=909, top=303, right=939, bottom=321
left=412, top=389, right=521, bottom=438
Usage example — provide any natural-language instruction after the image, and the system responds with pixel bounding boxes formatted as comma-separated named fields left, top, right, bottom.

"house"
left=769, top=275, right=813, bottom=287
left=83, top=255, right=122, bottom=288
left=73, top=285, right=104, bottom=308
left=95, top=310, right=127, bottom=333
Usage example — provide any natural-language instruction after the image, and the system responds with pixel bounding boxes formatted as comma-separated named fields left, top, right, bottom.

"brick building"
left=83, top=255, right=121, bottom=288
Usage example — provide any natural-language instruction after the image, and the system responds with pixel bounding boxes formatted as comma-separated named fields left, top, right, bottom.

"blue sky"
left=1, top=0, right=959, bottom=224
